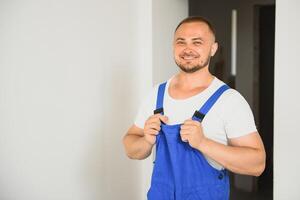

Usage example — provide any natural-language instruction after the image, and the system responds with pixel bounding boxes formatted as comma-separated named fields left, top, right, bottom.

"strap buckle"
left=193, top=110, right=205, bottom=122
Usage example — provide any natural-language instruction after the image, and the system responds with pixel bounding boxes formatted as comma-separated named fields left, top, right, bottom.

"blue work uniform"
left=147, top=83, right=230, bottom=200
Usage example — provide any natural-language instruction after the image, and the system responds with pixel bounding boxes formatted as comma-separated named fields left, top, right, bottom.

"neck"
left=174, top=66, right=214, bottom=89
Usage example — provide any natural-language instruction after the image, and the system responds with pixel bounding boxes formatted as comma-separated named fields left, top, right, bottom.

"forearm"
left=123, top=134, right=154, bottom=160
left=198, top=138, right=265, bottom=176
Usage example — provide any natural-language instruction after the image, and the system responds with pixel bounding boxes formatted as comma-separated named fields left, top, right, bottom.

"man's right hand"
left=143, top=114, right=168, bottom=145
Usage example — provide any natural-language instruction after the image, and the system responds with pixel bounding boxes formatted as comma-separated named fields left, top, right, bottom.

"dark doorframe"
left=255, top=4, right=275, bottom=199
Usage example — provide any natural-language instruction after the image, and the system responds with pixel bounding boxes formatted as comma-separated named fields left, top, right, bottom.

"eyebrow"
left=175, top=37, right=204, bottom=41
left=176, top=37, right=185, bottom=41
left=191, top=37, right=204, bottom=41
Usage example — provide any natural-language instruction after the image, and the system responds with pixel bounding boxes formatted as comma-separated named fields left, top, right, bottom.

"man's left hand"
left=180, top=119, right=206, bottom=149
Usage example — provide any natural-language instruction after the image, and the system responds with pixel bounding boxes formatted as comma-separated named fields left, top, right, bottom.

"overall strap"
left=192, top=84, right=230, bottom=122
left=154, top=82, right=167, bottom=115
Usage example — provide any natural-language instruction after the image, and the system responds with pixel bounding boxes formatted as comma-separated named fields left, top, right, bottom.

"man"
left=123, top=16, right=266, bottom=200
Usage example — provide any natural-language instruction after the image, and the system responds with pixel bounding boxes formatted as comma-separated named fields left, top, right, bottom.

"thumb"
left=160, top=115, right=169, bottom=124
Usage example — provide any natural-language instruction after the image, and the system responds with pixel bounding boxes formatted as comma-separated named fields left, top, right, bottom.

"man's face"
left=173, top=22, right=218, bottom=73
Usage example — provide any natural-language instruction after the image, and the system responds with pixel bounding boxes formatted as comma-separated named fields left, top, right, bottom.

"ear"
left=210, top=42, right=218, bottom=57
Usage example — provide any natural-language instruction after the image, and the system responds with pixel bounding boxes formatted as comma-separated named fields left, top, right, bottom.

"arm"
left=198, top=132, right=266, bottom=176
left=122, top=114, right=168, bottom=160
left=180, top=120, right=266, bottom=176
left=122, top=125, right=154, bottom=160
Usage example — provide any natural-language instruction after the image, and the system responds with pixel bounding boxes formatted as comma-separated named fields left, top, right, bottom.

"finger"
left=183, top=118, right=196, bottom=124
left=153, top=113, right=164, bottom=118
left=154, top=114, right=168, bottom=122
left=183, top=119, right=201, bottom=126
left=180, top=129, right=190, bottom=135
left=146, top=116, right=161, bottom=126
left=147, top=115, right=162, bottom=123
left=181, top=135, right=188, bottom=142
left=159, top=115, right=169, bottom=124
left=145, top=129, right=159, bottom=136
left=180, top=124, right=192, bottom=130
left=146, top=122, right=161, bottom=131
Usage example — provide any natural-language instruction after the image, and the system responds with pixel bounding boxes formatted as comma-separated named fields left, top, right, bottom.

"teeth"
left=182, top=56, right=195, bottom=60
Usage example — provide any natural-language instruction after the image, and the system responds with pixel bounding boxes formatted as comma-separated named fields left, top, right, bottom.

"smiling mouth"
left=180, top=55, right=198, bottom=60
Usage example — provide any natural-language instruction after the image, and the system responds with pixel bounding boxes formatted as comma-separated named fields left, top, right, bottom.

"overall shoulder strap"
left=192, top=84, right=230, bottom=122
left=154, top=82, right=167, bottom=115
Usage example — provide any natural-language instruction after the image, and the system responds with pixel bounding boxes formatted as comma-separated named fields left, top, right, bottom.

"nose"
left=183, top=47, right=196, bottom=55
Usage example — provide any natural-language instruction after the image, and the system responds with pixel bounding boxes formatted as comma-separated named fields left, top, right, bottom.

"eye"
left=176, top=41, right=185, bottom=45
left=193, top=41, right=202, bottom=46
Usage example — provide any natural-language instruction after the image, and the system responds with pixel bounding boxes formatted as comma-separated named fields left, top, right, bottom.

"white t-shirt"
left=134, top=76, right=257, bottom=170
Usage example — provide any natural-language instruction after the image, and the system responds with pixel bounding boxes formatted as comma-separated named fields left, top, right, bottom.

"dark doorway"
left=189, top=1, right=275, bottom=199
left=256, top=4, right=275, bottom=199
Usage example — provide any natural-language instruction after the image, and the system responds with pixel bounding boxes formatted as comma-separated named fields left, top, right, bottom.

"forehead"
left=174, top=22, right=214, bottom=40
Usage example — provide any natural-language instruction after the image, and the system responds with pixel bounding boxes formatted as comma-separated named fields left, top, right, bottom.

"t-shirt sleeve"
left=134, top=85, right=158, bottom=129
left=223, top=90, right=258, bottom=138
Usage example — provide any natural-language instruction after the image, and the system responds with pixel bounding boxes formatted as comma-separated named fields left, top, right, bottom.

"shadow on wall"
left=82, top=66, right=143, bottom=200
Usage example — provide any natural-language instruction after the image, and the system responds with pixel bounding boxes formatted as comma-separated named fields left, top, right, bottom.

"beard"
left=175, top=55, right=211, bottom=73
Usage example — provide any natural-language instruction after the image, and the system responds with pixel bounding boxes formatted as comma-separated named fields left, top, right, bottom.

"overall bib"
left=147, top=82, right=230, bottom=200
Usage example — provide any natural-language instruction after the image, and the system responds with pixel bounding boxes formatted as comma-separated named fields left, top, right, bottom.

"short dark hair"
left=175, top=16, right=216, bottom=38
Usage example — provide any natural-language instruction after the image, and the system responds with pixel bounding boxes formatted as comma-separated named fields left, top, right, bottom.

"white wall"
left=0, top=0, right=153, bottom=199
left=274, top=0, right=300, bottom=199
left=152, top=0, right=188, bottom=84
left=0, top=0, right=189, bottom=199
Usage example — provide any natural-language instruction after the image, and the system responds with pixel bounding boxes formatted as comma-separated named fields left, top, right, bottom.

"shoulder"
left=211, top=78, right=254, bottom=121
left=211, top=80, right=257, bottom=138
left=221, top=88, right=251, bottom=110
left=136, top=79, right=171, bottom=111
left=148, top=82, right=164, bottom=101
left=212, top=78, right=250, bottom=109
left=150, top=78, right=172, bottom=100
left=133, top=79, right=171, bottom=128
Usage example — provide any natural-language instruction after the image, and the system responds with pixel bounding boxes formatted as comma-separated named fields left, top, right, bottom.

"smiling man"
left=123, top=16, right=266, bottom=200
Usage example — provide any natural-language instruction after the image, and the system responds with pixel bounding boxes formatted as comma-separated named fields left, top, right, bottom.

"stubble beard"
left=175, top=56, right=211, bottom=73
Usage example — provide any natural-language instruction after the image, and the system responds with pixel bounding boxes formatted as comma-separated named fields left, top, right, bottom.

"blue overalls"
left=147, top=83, right=230, bottom=200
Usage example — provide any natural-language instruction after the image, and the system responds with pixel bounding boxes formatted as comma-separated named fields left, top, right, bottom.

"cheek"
left=198, top=49, right=211, bottom=58
left=195, top=48, right=204, bottom=54
left=174, top=46, right=182, bottom=53
left=174, top=49, right=182, bottom=58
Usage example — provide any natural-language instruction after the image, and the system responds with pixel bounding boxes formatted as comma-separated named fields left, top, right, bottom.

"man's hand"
left=143, top=114, right=168, bottom=145
left=180, top=119, right=206, bottom=149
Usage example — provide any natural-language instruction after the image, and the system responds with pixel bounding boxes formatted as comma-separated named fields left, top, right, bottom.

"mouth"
left=180, top=55, right=199, bottom=60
